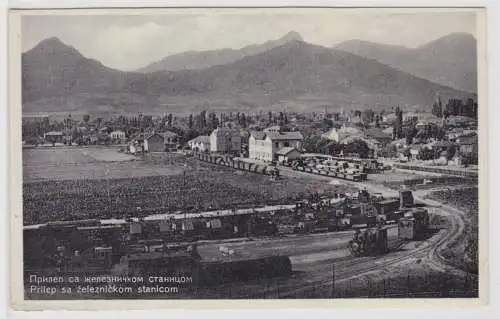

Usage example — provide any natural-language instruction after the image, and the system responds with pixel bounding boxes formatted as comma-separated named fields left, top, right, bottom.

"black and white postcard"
left=8, top=7, right=488, bottom=310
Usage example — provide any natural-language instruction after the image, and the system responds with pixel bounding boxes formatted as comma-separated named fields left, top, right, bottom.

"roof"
left=321, top=128, right=339, bottom=140
left=145, top=133, right=164, bottom=140
left=264, top=125, right=281, bottom=132
left=211, top=127, right=239, bottom=136
left=250, top=131, right=266, bottom=140
left=276, top=147, right=299, bottom=156
left=382, top=127, right=393, bottom=134
left=339, top=125, right=361, bottom=134
left=160, top=131, right=178, bottom=138
left=457, top=135, right=478, bottom=145
left=189, top=135, right=210, bottom=144
left=266, top=131, right=303, bottom=141
left=364, top=128, right=392, bottom=140
left=433, top=141, right=453, bottom=148
left=45, top=131, right=63, bottom=136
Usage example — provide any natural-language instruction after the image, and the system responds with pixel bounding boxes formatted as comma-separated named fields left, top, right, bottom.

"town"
left=22, top=96, right=478, bottom=169
left=22, top=95, right=479, bottom=299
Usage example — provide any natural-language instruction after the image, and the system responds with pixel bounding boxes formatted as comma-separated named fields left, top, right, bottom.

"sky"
left=21, top=9, right=478, bottom=71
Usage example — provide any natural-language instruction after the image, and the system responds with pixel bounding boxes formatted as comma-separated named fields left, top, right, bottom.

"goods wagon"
left=349, top=225, right=389, bottom=256
left=398, top=208, right=430, bottom=240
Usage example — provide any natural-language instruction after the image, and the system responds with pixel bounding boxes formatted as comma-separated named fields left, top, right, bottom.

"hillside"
left=22, top=37, right=475, bottom=114
left=128, top=40, right=473, bottom=104
left=335, top=33, right=477, bottom=93
left=137, top=31, right=304, bottom=73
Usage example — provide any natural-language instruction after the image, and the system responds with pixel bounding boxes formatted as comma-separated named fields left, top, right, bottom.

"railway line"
left=181, top=169, right=468, bottom=299
left=186, top=201, right=463, bottom=299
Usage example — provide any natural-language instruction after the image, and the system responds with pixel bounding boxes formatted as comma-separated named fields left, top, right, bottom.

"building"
left=321, top=128, right=340, bottom=142
left=110, top=130, right=126, bottom=142
left=457, top=135, right=478, bottom=155
left=129, top=141, right=143, bottom=154
left=160, top=131, right=178, bottom=152
left=264, top=126, right=281, bottom=133
left=144, top=133, right=165, bottom=152
left=44, top=131, right=64, bottom=144
left=210, top=127, right=241, bottom=153
left=276, top=147, right=302, bottom=163
left=188, top=136, right=211, bottom=152
left=249, top=131, right=303, bottom=162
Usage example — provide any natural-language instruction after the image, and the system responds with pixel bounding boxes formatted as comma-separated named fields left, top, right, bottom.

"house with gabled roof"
left=249, top=130, right=303, bottom=162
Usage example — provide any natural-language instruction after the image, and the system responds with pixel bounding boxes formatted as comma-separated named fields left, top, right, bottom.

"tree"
left=240, top=113, right=247, bottom=128
left=188, top=114, right=193, bottom=129
left=377, top=144, right=397, bottom=158
left=363, top=110, right=375, bottom=124
left=393, top=106, right=403, bottom=139
left=167, top=114, right=173, bottom=127
left=343, top=139, right=370, bottom=158
left=323, top=119, right=333, bottom=130
left=200, top=111, right=207, bottom=128
left=279, top=112, right=284, bottom=124
left=83, top=114, right=90, bottom=123
left=268, top=111, right=272, bottom=123
left=446, top=144, right=457, bottom=161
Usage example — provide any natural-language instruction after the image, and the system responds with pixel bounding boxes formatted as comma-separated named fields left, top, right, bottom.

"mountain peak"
left=281, top=31, right=303, bottom=42
left=28, top=37, right=83, bottom=58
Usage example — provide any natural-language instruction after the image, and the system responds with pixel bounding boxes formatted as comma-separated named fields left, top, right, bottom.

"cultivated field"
left=23, top=148, right=357, bottom=225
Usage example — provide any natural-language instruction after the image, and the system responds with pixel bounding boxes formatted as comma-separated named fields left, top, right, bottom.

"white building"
left=249, top=131, right=303, bottom=162
left=188, top=136, right=211, bottom=152
left=210, top=127, right=241, bottom=153
left=110, top=130, right=126, bottom=141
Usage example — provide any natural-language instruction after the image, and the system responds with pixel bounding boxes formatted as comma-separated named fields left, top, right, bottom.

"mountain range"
left=21, top=33, right=477, bottom=114
left=138, top=31, right=304, bottom=73
left=335, top=32, right=477, bottom=93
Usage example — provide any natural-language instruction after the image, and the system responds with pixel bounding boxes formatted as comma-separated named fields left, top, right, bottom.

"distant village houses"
left=144, top=133, right=165, bottom=152
left=110, top=130, right=126, bottom=143
left=188, top=136, right=211, bottom=152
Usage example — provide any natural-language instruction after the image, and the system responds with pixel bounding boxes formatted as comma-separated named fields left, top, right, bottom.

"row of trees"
left=432, top=97, right=478, bottom=119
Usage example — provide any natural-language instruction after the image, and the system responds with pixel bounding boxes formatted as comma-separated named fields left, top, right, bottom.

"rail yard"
left=22, top=147, right=478, bottom=299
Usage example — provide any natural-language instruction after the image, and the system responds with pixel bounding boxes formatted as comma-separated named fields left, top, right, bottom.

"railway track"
left=240, top=197, right=465, bottom=299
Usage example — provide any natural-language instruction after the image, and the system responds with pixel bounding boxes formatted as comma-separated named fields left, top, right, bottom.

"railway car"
left=373, top=199, right=400, bottom=215
left=397, top=207, right=430, bottom=240
left=349, top=225, right=389, bottom=256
